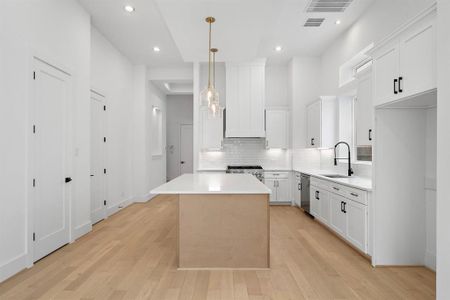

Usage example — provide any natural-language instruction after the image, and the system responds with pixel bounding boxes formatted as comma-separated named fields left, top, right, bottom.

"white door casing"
left=90, top=91, right=107, bottom=224
left=31, top=58, right=71, bottom=262
left=179, top=124, right=193, bottom=175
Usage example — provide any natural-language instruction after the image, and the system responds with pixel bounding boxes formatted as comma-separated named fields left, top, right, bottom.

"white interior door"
left=90, top=91, right=107, bottom=224
left=32, top=58, right=71, bottom=262
left=179, top=124, right=193, bottom=175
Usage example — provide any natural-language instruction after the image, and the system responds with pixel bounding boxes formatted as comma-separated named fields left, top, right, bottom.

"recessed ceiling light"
left=153, top=46, right=161, bottom=52
left=124, top=5, right=135, bottom=13
left=335, top=20, right=342, bottom=25
left=275, top=46, right=282, bottom=52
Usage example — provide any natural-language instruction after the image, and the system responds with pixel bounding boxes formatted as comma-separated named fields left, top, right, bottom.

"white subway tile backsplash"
left=199, top=138, right=291, bottom=170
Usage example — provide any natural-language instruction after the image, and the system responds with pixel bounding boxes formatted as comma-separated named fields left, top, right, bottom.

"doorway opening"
left=166, top=95, right=194, bottom=181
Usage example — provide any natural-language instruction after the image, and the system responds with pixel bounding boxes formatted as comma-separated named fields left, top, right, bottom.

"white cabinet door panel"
left=276, top=179, right=290, bottom=202
left=372, top=45, right=399, bottom=106
left=310, top=186, right=320, bottom=217
left=356, top=75, right=373, bottom=146
left=346, top=199, right=368, bottom=252
left=306, top=101, right=321, bottom=148
left=318, top=190, right=331, bottom=226
left=265, top=179, right=277, bottom=203
left=330, top=194, right=347, bottom=237
left=266, top=110, right=289, bottom=149
left=399, top=19, right=436, bottom=99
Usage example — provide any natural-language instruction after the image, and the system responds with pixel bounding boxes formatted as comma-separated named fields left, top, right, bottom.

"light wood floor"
left=0, top=195, right=435, bottom=299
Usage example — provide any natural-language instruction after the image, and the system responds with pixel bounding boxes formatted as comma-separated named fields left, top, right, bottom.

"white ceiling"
left=79, top=0, right=374, bottom=66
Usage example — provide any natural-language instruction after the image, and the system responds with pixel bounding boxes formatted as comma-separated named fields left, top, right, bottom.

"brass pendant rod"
left=211, top=48, right=218, bottom=88
left=205, top=17, right=215, bottom=89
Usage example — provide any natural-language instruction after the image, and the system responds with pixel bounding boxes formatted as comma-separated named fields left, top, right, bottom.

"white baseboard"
left=73, top=221, right=92, bottom=241
left=132, top=191, right=156, bottom=203
left=425, top=251, right=436, bottom=271
left=0, top=253, right=27, bottom=283
left=107, top=197, right=133, bottom=217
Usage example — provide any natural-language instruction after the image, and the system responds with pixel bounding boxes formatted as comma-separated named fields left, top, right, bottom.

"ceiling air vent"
left=304, top=18, right=325, bottom=27
left=306, top=0, right=354, bottom=13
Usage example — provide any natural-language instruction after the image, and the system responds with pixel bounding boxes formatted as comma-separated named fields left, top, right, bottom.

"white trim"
left=106, top=197, right=134, bottom=217
left=132, top=192, right=158, bottom=203
left=72, top=222, right=92, bottom=242
left=0, top=254, right=28, bottom=283
left=425, top=251, right=436, bottom=271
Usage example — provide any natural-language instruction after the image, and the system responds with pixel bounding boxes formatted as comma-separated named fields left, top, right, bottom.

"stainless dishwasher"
left=300, top=173, right=312, bottom=216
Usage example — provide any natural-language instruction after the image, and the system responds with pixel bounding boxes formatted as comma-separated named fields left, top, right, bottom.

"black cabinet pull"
left=394, top=78, right=398, bottom=94
left=315, top=190, right=319, bottom=200
left=369, top=129, right=372, bottom=141
left=65, top=177, right=72, bottom=183
left=340, top=201, right=344, bottom=212
left=398, top=77, right=403, bottom=93
left=343, top=202, right=347, bottom=213
left=298, top=183, right=302, bottom=191
left=311, top=138, right=315, bottom=146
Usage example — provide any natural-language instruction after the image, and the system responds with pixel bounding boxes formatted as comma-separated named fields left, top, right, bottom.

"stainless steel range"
left=226, top=165, right=264, bottom=182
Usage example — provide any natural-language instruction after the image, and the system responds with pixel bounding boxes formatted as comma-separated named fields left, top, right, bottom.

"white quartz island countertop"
left=151, top=173, right=271, bottom=194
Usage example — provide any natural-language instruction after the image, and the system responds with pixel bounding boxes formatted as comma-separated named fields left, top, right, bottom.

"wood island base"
left=177, top=194, right=270, bottom=269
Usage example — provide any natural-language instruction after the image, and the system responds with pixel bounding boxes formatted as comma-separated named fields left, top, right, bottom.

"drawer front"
left=265, top=172, right=289, bottom=179
left=311, top=177, right=331, bottom=191
left=343, top=186, right=367, bottom=205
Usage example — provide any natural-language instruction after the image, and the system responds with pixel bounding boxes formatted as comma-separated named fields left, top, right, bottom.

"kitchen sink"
left=320, top=174, right=349, bottom=179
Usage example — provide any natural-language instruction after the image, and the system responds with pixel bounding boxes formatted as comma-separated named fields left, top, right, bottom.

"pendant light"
left=200, top=16, right=220, bottom=118
left=208, top=48, right=222, bottom=118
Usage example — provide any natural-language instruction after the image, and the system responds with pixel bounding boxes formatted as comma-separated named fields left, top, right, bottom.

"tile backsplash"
left=199, top=138, right=291, bottom=170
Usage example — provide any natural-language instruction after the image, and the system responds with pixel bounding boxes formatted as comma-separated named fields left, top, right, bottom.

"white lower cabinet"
left=346, top=199, right=368, bottom=252
left=264, top=172, right=290, bottom=204
left=310, top=185, right=320, bottom=217
left=311, top=177, right=369, bottom=254
left=330, top=193, right=347, bottom=238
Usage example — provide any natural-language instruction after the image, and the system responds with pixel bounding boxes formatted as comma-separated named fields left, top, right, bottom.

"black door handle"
left=394, top=78, right=398, bottom=94
left=343, top=202, right=347, bottom=213
left=369, top=129, right=372, bottom=141
left=65, top=177, right=72, bottom=183
left=398, top=76, right=403, bottom=93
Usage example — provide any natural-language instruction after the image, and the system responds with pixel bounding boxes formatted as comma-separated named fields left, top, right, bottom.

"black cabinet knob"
left=65, top=177, right=72, bottom=183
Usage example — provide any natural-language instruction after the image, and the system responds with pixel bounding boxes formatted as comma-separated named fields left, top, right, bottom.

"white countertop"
left=151, top=173, right=271, bottom=195
left=294, top=169, right=372, bottom=191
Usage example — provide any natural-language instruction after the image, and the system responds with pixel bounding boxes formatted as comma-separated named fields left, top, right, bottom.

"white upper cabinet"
left=225, top=60, right=266, bottom=138
left=306, top=96, right=338, bottom=149
left=199, top=107, right=223, bottom=150
left=265, top=109, right=289, bottom=149
left=371, top=8, right=436, bottom=107
left=355, top=74, right=373, bottom=146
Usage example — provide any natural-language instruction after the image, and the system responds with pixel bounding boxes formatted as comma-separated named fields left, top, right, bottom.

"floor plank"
left=0, top=195, right=436, bottom=299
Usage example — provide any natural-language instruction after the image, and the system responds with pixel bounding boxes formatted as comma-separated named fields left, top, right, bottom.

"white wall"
left=425, top=107, right=437, bottom=270
left=91, top=27, right=135, bottom=213
left=166, top=95, right=193, bottom=180
left=289, top=57, right=321, bottom=149
left=0, top=0, right=91, bottom=282
left=147, top=82, right=167, bottom=192
left=437, top=0, right=450, bottom=298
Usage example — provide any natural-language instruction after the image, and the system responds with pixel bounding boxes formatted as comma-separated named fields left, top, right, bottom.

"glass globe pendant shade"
left=207, top=93, right=222, bottom=119
left=200, top=85, right=217, bottom=107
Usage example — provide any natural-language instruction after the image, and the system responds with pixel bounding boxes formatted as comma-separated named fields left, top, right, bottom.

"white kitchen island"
left=151, top=173, right=271, bottom=269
